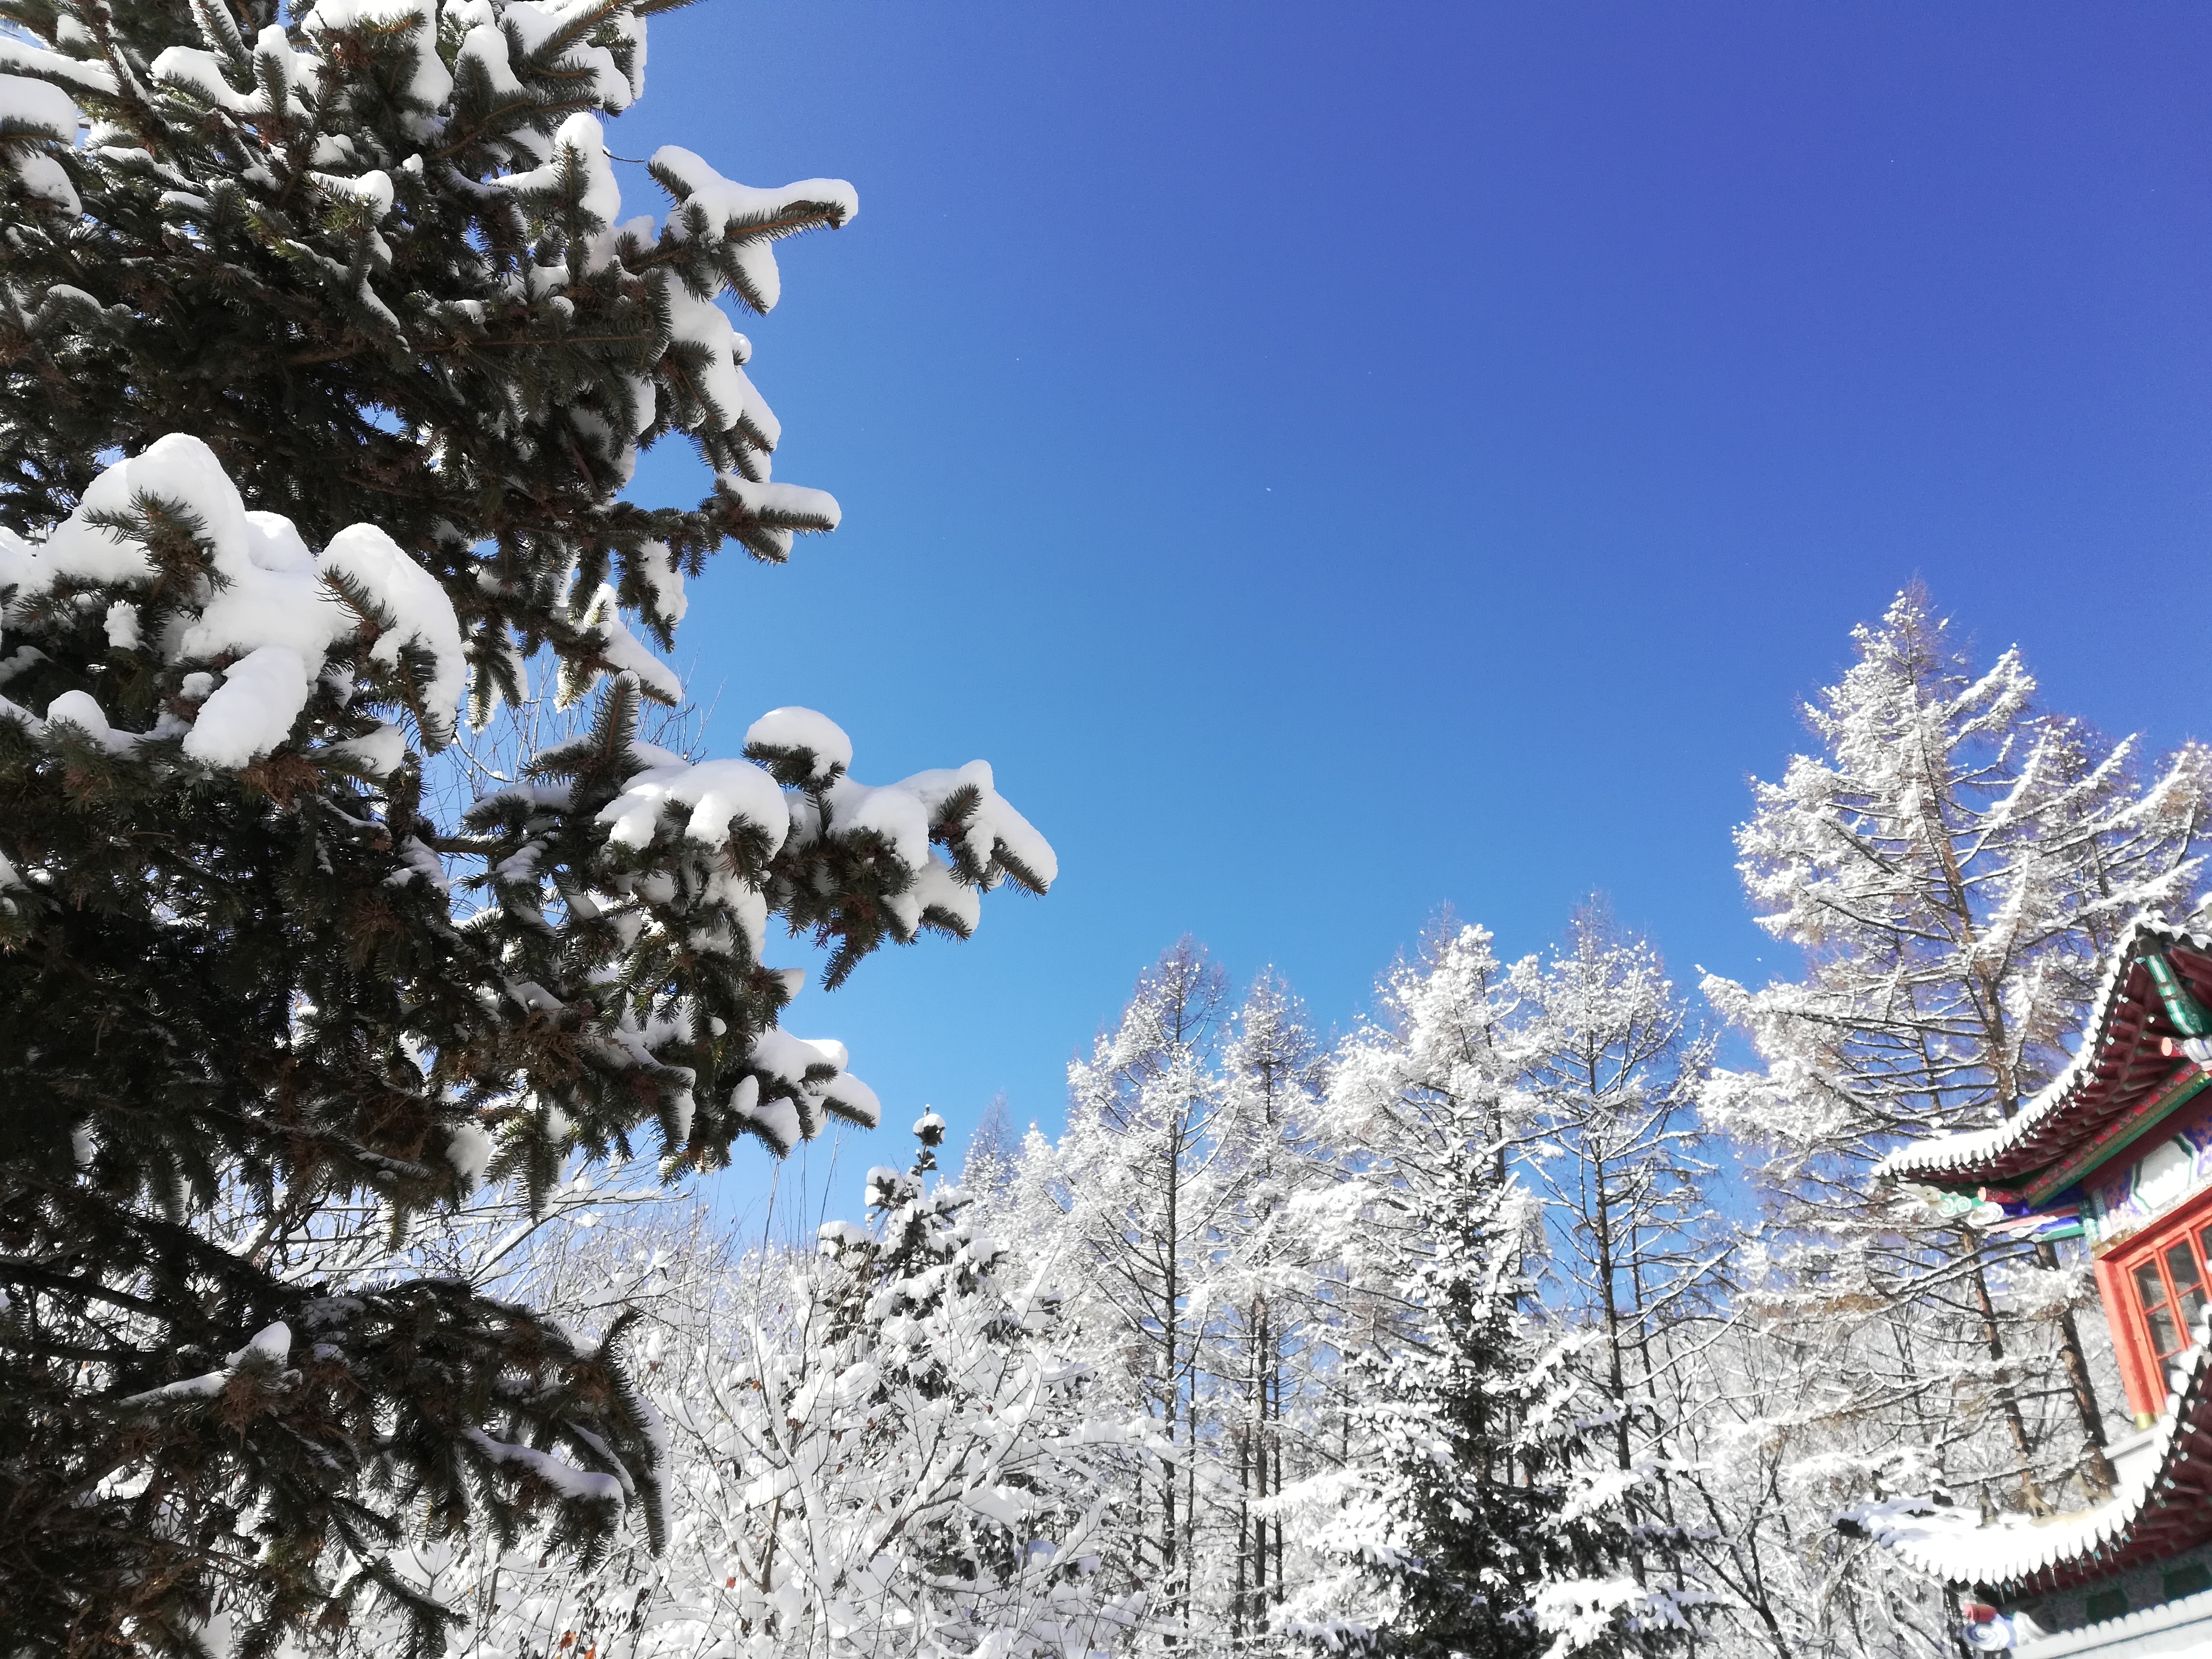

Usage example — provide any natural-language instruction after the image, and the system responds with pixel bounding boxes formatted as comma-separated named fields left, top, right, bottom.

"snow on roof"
left=1847, top=1325, right=2212, bottom=1597
left=1876, top=918, right=2212, bottom=1191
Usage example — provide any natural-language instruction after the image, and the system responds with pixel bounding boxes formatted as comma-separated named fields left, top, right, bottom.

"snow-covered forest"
left=266, top=596, right=2208, bottom=1659
left=1, top=0, right=2208, bottom=1653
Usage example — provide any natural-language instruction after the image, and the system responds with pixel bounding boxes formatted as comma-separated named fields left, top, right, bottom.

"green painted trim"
left=2025, top=1062, right=2212, bottom=1207
left=2145, top=951, right=2212, bottom=1038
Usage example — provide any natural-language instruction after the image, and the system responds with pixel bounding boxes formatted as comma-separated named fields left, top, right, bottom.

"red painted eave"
left=1849, top=1329, right=2212, bottom=1597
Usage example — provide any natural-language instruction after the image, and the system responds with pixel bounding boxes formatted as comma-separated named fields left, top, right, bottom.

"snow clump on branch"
left=0, top=435, right=466, bottom=767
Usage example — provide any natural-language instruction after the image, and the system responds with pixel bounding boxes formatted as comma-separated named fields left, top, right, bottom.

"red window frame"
left=2096, top=1180, right=2212, bottom=1422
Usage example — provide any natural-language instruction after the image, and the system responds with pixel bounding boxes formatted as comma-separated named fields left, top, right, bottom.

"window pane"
left=2136, top=1260, right=2172, bottom=1311
left=2168, top=1241, right=2209, bottom=1335
left=2150, top=1306, right=2184, bottom=1359
left=2137, top=1261, right=2183, bottom=1359
left=2087, top=1588, right=2130, bottom=1625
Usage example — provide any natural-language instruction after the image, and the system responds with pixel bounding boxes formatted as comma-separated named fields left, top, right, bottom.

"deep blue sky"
left=611, top=4, right=2212, bottom=1207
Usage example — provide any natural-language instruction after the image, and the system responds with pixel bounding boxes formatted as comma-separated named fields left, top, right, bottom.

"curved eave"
left=1848, top=1332, right=2212, bottom=1598
left=1875, top=919, right=2212, bottom=1194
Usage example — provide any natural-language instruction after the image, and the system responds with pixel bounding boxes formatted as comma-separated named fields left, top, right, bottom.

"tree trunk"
left=1964, top=1240, right=2045, bottom=1513
left=2041, top=1242, right=2115, bottom=1495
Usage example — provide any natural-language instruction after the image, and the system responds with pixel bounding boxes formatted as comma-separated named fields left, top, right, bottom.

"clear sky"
left=609, top=3, right=2212, bottom=1208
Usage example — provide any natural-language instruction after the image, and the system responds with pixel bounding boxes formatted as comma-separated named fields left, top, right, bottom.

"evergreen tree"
left=0, top=0, right=1056, bottom=1647
left=962, top=1091, right=1017, bottom=1198
left=1703, top=586, right=2212, bottom=1512
left=1342, top=1145, right=1576, bottom=1659
left=1306, top=923, right=1662, bottom=1659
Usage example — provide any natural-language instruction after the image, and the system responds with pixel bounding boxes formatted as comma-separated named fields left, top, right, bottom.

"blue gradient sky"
left=611, top=4, right=2212, bottom=1207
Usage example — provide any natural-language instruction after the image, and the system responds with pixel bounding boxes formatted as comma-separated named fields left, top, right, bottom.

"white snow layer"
left=634, top=541, right=685, bottom=625
left=312, top=166, right=395, bottom=219
left=149, top=23, right=320, bottom=122
left=44, top=689, right=133, bottom=754
left=750, top=1029, right=847, bottom=1086
left=716, top=472, right=840, bottom=529
left=445, top=1120, right=495, bottom=1185
left=0, top=72, right=78, bottom=141
left=12, top=147, right=76, bottom=212
left=736, top=1030, right=881, bottom=1143
left=575, top=585, right=682, bottom=703
left=820, top=760, right=1058, bottom=890
left=652, top=146, right=858, bottom=313
left=185, top=646, right=313, bottom=766
left=495, top=112, right=620, bottom=258
left=117, top=1321, right=292, bottom=1408
left=597, top=756, right=789, bottom=852
left=593, top=739, right=1057, bottom=907
left=462, top=1427, right=625, bottom=1506
left=456, top=21, right=526, bottom=99
left=302, top=0, right=451, bottom=111
left=659, top=274, right=779, bottom=445
left=490, top=0, right=639, bottom=108
left=0, top=36, right=114, bottom=97
left=0, top=436, right=467, bottom=763
left=745, top=706, right=852, bottom=780
left=329, top=719, right=408, bottom=777
left=102, top=601, right=140, bottom=650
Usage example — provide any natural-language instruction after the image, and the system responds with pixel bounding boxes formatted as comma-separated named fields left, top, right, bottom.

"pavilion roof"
left=1845, top=1322, right=2212, bottom=1599
left=1875, top=920, right=2212, bottom=1202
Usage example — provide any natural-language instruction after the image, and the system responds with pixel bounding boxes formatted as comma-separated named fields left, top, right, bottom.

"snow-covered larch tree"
left=1703, top=584, right=2212, bottom=1512
left=962, top=1090, right=1018, bottom=1199
left=0, top=0, right=1055, bottom=1647
left=1014, top=938, right=1237, bottom=1640
left=1512, top=908, right=1719, bottom=1649
left=984, top=951, right=1359, bottom=1653
left=1207, top=972, right=1333, bottom=1645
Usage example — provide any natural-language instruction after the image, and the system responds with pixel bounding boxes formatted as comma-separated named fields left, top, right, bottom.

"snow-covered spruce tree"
left=1703, top=587, right=2211, bottom=1510
left=1318, top=1144, right=1597, bottom=1659
left=0, top=0, right=1056, bottom=1648
left=1285, top=919, right=1525, bottom=1658
left=1311, top=919, right=1522, bottom=1484
left=1298, top=923, right=1659, bottom=1659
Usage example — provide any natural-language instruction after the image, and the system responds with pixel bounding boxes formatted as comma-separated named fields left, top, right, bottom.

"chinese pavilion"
left=1850, top=919, right=2212, bottom=1657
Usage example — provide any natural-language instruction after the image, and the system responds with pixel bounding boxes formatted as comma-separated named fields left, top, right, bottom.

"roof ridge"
left=1877, top=915, right=2212, bottom=1186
